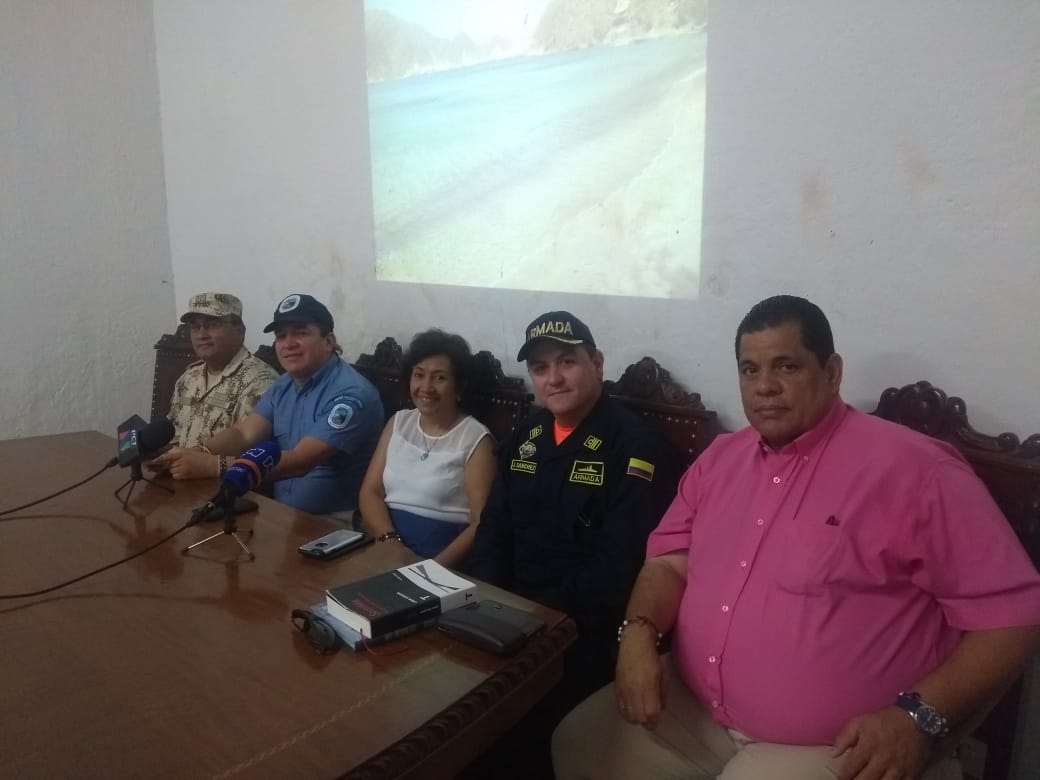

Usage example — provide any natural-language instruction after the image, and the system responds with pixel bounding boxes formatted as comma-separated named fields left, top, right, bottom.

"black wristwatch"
left=895, top=691, right=950, bottom=738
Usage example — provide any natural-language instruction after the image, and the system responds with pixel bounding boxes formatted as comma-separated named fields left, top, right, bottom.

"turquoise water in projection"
left=369, top=32, right=706, bottom=298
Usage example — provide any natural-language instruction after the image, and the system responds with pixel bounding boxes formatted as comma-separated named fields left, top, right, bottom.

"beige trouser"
left=552, top=655, right=962, bottom=780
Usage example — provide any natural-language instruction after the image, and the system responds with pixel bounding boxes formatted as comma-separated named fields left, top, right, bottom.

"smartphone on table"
left=298, top=528, right=372, bottom=560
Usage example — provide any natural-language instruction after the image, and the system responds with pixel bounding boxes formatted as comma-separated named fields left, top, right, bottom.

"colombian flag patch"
left=626, top=457, right=655, bottom=482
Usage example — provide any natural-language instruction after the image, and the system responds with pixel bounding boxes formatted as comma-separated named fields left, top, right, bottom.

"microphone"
left=112, top=417, right=177, bottom=508
left=116, top=418, right=176, bottom=468
left=191, top=441, right=281, bottom=524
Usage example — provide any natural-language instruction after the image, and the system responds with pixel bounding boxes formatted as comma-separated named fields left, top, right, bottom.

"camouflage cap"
left=179, top=292, right=243, bottom=323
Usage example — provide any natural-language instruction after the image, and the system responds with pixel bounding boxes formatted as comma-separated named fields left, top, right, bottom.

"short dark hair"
left=735, top=295, right=834, bottom=367
left=401, top=329, right=475, bottom=395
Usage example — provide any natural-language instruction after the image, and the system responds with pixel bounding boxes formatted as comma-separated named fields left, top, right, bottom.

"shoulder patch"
left=327, top=402, right=354, bottom=430
left=626, top=458, right=655, bottom=482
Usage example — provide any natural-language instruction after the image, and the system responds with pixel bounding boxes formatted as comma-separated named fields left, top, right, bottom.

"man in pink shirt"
left=553, top=295, right=1040, bottom=780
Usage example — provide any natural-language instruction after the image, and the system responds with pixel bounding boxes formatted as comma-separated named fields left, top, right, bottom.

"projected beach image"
left=365, top=0, right=707, bottom=299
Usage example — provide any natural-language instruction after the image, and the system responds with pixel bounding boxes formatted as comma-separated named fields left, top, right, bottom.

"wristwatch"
left=895, top=691, right=950, bottom=738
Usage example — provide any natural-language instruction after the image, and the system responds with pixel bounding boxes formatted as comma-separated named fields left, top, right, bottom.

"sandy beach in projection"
left=370, top=32, right=706, bottom=299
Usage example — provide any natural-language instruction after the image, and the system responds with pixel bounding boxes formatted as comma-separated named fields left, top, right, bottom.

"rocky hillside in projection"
left=366, top=9, right=503, bottom=82
left=533, top=0, right=707, bottom=53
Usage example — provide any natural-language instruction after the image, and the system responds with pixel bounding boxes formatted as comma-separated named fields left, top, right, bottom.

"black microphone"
left=191, top=441, right=282, bottom=525
left=111, top=417, right=177, bottom=508
left=115, top=418, right=176, bottom=469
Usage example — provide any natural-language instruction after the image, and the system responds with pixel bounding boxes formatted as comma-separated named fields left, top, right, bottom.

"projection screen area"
left=364, top=0, right=707, bottom=300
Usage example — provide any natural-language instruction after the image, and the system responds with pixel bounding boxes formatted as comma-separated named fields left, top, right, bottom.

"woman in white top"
left=358, top=329, right=496, bottom=567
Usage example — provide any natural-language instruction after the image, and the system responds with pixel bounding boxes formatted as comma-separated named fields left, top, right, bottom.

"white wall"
left=158, top=0, right=1040, bottom=438
left=3, top=2, right=1036, bottom=439
left=0, top=0, right=174, bottom=439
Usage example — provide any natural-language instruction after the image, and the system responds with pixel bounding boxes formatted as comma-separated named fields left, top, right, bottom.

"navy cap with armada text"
left=263, top=293, right=335, bottom=333
left=516, top=310, right=596, bottom=361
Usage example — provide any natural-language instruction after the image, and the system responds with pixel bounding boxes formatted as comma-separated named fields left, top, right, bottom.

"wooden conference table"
left=0, top=432, right=576, bottom=779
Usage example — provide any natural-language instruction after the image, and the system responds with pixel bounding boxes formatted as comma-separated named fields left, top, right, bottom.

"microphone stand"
left=113, top=461, right=174, bottom=510
left=182, top=493, right=256, bottom=561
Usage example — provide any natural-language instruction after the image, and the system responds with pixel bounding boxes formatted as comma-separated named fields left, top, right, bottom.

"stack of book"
left=325, top=559, right=476, bottom=641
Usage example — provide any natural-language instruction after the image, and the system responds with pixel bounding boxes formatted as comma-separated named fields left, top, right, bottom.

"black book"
left=325, top=559, right=476, bottom=639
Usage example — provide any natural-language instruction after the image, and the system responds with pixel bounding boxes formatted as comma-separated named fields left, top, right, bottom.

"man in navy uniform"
left=467, top=311, right=679, bottom=756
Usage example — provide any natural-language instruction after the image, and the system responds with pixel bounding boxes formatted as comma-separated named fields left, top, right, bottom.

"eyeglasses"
left=188, top=318, right=234, bottom=332
left=291, top=609, right=341, bottom=655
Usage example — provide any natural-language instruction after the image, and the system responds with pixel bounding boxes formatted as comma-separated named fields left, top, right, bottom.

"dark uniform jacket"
left=467, top=393, right=679, bottom=640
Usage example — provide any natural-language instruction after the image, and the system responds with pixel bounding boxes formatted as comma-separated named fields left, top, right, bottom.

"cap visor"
left=516, top=336, right=587, bottom=361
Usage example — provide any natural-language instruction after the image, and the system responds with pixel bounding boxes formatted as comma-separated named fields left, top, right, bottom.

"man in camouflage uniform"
left=151, top=292, right=278, bottom=479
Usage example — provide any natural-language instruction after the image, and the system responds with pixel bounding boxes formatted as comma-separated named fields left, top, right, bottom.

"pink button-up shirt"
left=647, top=400, right=1040, bottom=745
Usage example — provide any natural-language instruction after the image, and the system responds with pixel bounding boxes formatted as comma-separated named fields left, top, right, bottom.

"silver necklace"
left=419, top=415, right=458, bottom=460
left=420, top=430, right=434, bottom=460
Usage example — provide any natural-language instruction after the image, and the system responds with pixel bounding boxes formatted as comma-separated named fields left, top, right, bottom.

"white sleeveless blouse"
left=383, top=408, right=491, bottom=524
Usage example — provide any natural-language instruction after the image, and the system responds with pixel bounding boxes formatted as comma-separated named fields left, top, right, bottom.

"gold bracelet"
left=377, top=530, right=403, bottom=542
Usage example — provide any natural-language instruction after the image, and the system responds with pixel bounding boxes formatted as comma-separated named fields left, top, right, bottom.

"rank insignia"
left=583, top=435, right=603, bottom=452
left=528, top=424, right=543, bottom=440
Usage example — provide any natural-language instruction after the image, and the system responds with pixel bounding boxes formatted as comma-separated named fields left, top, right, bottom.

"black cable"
left=0, top=458, right=118, bottom=519
left=0, top=519, right=191, bottom=600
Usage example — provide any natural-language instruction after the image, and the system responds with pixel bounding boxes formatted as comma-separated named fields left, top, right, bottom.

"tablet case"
left=435, top=599, right=545, bottom=656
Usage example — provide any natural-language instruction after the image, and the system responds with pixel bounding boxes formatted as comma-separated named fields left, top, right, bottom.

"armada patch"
left=327, top=402, right=354, bottom=429
left=528, top=424, right=543, bottom=440
left=583, top=435, right=603, bottom=452
left=626, top=457, right=655, bottom=482
left=518, top=440, right=537, bottom=459
left=569, top=460, right=605, bottom=486
left=510, top=459, right=537, bottom=474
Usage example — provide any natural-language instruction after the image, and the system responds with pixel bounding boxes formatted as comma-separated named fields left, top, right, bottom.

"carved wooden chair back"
left=462, top=350, right=534, bottom=443
left=604, top=356, right=723, bottom=468
left=150, top=325, right=195, bottom=422
left=873, top=380, right=1040, bottom=780
left=353, top=337, right=406, bottom=423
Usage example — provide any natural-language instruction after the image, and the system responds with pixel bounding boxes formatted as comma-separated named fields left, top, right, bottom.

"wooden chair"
left=150, top=325, right=195, bottom=422
left=604, top=356, right=724, bottom=467
left=353, top=337, right=406, bottom=422
left=253, top=344, right=284, bottom=375
left=873, top=380, right=1040, bottom=780
left=464, top=350, right=534, bottom=443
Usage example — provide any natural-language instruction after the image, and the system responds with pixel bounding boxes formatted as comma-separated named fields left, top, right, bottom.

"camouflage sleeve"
left=231, top=364, right=278, bottom=425
left=167, top=374, right=190, bottom=445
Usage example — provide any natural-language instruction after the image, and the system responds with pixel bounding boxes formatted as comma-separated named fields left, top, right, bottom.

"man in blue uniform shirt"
left=464, top=310, right=679, bottom=772
left=205, top=293, right=383, bottom=516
